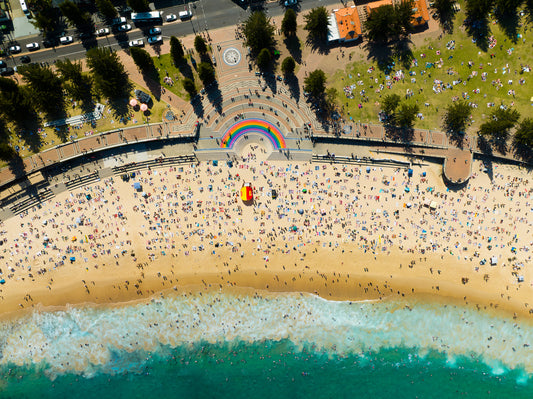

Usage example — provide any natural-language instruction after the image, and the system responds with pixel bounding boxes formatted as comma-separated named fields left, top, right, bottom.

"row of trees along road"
left=27, top=0, right=150, bottom=34
left=0, top=48, right=130, bottom=160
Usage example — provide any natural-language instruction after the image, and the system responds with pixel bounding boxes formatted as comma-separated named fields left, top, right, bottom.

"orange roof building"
left=328, top=6, right=363, bottom=43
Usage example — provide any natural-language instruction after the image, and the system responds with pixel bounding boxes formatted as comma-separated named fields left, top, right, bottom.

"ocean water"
left=1, top=289, right=533, bottom=398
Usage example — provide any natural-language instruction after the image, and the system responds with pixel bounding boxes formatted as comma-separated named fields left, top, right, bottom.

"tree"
left=28, top=0, right=61, bottom=34
left=59, top=0, right=92, bottom=31
left=86, top=47, right=129, bottom=99
left=170, top=36, right=185, bottom=65
left=55, top=59, right=92, bottom=102
left=127, top=0, right=149, bottom=13
left=364, top=5, right=402, bottom=42
left=396, top=103, right=419, bottom=128
left=194, top=35, right=207, bottom=55
left=0, top=77, right=33, bottom=124
left=431, top=0, right=456, bottom=30
left=95, top=0, right=117, bottom=20
left=304, top=7, right=329, bottom=41
left=183, top=78, right=197, bottom=98
left=443, top=101, right=471, bottom=135
left=243, top=11, right=276, bottom=55
left=478, top=108, right=520, bottom=142
left=198, top=62, right=215, bottom=86
left=19, top=63, right=64, bottom=116
left=281, top=9, right=297, bottom=37
left=129, top=47, right=155, bottom=74
left=381, top=94, right=401, bottom=120
left=281, top=56, right=295, bottom=75
left=304, top=69, right=326, bottom=98
left=513, top=118, right=533, bottom=148
left=256, top=48, right=271, bottom=70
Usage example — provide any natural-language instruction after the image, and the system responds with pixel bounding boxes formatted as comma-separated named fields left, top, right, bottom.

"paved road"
left=4, top=0, right=338, bottom=67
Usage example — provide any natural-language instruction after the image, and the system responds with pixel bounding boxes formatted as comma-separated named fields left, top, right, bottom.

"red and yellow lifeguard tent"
left=240, top=183, right=253, bottom=202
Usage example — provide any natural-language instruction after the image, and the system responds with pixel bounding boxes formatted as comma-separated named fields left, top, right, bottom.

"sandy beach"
left=0, top=145, right=531, bottom=322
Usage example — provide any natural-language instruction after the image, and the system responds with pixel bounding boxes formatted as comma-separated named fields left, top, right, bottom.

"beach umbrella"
left=0, top=279, right=5, bottom=284
left=366, top=167, right=371, bottom=173
left=129, top=98, right=138, bottom=107
left=298, top=209, right=304, bottom=215
left=140, top=103, right=148, bottom=112
left=240, top=185, right=253, bottom=201
left=404, top=187, right=410, bottom=193
left=302, top=188, right=307, bottom=193
left=290, top=225, right=298, bottom=232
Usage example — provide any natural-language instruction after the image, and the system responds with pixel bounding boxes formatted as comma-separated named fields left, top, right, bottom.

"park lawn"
left=7, top=82, right=169, bottom=161
left=153, top=53, right=202, bottom=101
left=330, top=6, right=533, bottom=133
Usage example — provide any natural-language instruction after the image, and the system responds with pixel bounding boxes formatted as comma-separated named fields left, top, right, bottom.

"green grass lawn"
left=330, top=6, right=533, bottom=133
left=152, top=53, right=202, bottom=101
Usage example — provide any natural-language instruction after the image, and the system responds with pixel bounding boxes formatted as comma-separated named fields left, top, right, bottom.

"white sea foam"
left=1, top=290, right=532, bottom=378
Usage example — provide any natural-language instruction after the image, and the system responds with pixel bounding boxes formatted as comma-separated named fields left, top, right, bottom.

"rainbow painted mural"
left=220, top=118, right=286, bottom=149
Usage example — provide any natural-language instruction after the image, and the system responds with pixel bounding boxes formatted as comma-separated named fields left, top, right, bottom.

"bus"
left=20, top=0, right=31, bottom=16
left=131, top=11, right=162, bottom=24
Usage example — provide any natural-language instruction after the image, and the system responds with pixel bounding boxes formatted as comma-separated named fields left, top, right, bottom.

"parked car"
left=212, top=55, right=216, bottom=66
left=20, top=55, right=31, bottom=63
left=8, top=45, right=21, bottom=54
left=147, top=27, right=161, bottom=35
left=0, top=67, right=14, bottom=76
left=147, top=35, right=162, bottom=44
left=179, top=10, right=192, bottom=20
left=0, top=60, right=6, bottom=68
left=26, top=42, right=39, bottom=51
left=97, top=28, right=110, bottom=36
left=42, top=39, right=57, bottom=48
left=129, top=39, right=144, bottom=47
left=284, top=0, right=297, bottom=5
left=59, top=36, right=73, bottom=44
left=112, top=16, right=127, bottom=25
left=117, top=24, right=132, bottom=32
left=165, top=13, right=177, bottom=22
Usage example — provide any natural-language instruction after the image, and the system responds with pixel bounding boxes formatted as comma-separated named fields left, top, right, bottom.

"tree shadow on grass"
left=392, top=38, right=414, bottom=70
left=365, top=41, right=394, bottom=73
left=284, top=35, right=302, bottom=64
left=178, top=59, right=194, bottom=80
left=463, top=18, right=490, bottom=51
left=496, top=8, right=520, bottom=43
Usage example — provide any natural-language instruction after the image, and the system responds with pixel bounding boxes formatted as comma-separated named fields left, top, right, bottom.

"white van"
left=179, top=10, right=192, bottom=20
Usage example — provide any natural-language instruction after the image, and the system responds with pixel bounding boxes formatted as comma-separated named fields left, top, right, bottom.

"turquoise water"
left=1, top=290, right=533, bottom=398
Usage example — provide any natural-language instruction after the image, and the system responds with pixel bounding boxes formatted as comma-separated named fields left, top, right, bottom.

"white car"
left=59, top=36, right=73, bottom=44
left=165, top=13, right=177, bottom=22
left=147, top=27, right=161, bottom=35
left=8, top=45, right=21, bottom=53
left=129, top=39, right=144, bottom=47
left=97, top=28, right=110, bottom=36
left=147, top=35, right=162, bottom=44
left=117, top=24, right=132, bottom=32
left=179, top=10, right=192, bottom=20
left=26, top=42, right=40, bottom=51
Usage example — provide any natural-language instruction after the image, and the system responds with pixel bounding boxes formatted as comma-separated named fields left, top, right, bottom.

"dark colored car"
left=0, top=67, right=14, bottom=76
left=42, top=39, right=58, bottom=48
left=0, top=60, right=6, bottom=68
left=20, top=55, right=31, bottom=63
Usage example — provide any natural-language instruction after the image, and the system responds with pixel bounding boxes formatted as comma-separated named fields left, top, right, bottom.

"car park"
left=117, top=24, right=132, bottom=32
left=26, top=42, right=39, bottom=51
left=59, top=36, right=73, bottom=44
left=8, top=45, right=21, bottom=54
left=147, top=27, right=161, bottom=35
left=129, top=39, right=144, bottom=47
left=97, top=28, right=110, bottom=36
left=20, top=55, right=31, bottom=63
left=165, top=13, right=177, bottom=22
left=147, top=35, right=162, bottom=44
